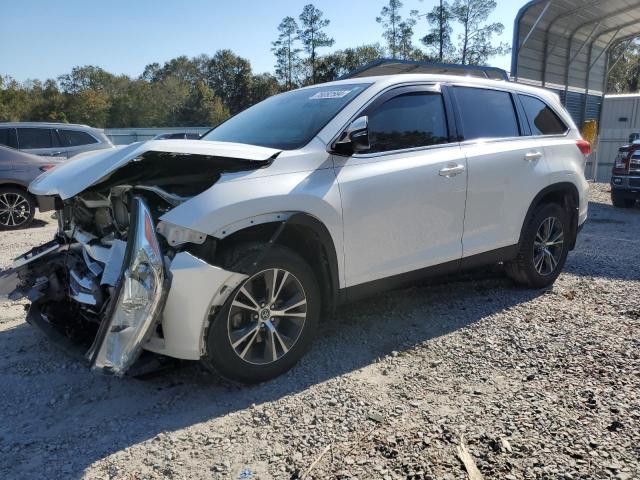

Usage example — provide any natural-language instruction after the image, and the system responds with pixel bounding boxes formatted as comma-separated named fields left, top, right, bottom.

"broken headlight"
left=89, top=196, right=169, bottom=375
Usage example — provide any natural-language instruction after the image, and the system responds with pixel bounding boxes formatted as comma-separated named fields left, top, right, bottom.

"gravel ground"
left=0, top=183, right=638, bottom=480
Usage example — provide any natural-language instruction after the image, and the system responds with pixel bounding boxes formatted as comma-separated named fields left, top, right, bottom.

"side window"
left=0, top=128, right=18, bottom=148
left=17, top=128, right=54, bottom=149
left=519, top=95, right=568, bottom=135
left=59, top=129, right=98, bottom=147
left=366, top=92, right=449, bottom=153
left=453, top=87, right=520, bottom=141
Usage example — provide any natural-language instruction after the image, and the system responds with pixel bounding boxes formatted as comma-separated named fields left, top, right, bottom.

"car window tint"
left=0, top=128, right=18, bottom=148
left=59, top=130, right=98, bottom=147
left=51, top=130, right=62, bottom=147
left=453, top=87, right=520, bottom=140
left=17, top=128, right=53, bottom=149
left=367, top=92, right=448, bottom=153
left=519, top=94, right=567, bottom=135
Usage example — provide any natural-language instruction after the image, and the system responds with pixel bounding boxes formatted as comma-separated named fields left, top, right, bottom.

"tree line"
left=607, top=40, right=640, bottom=94
left=272, top=0, right=508, bottom=88
left=0, top=0, right=507, bottom=128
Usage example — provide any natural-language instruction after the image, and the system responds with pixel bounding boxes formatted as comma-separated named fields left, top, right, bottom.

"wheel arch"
left=519, top=182, right=580, bottom=250
left=0, top=179, right=30, bottom=190
left=214, top=212, right=341, bottom=313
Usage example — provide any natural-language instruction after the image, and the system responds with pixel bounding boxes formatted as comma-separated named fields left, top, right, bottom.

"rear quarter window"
left=59, top=129, right=99, bottom=147
left=519, top=94, right=568, bottom=136
left=453, top=87, right=520, bottom=141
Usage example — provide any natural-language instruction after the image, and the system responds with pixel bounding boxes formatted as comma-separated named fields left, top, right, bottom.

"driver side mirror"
left=333, top=116, right=370, bottom=155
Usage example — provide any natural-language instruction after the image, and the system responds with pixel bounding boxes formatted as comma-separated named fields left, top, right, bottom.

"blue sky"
left=0, top=0, right=527, bottom=82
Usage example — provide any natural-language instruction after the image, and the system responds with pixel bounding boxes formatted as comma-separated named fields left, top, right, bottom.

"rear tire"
left=0, top=187, right=36, bottom=231
left=611, top=191, right=635, bottom=208
left=505, top=203, right=570, bottom=288
left=202, top=243, right=320, bottom=384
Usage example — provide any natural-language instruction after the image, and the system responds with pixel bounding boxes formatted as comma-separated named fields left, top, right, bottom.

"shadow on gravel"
left=0, top=268, right=547, bottom=478
left=19, top=218, right=48, bottom=230
left=562, top=200, right=640, bottom=282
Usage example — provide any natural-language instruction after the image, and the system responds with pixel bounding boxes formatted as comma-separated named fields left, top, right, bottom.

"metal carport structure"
left=512, top=0, right=640, bottom=129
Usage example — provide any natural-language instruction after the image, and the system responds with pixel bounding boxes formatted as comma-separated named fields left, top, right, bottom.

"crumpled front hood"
left=29, top=139, right=280, bottom=200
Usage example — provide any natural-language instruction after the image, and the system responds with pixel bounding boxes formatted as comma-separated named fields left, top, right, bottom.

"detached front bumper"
left=1, top=196, right=248, bottom=376
left=1, top=197, right=167, bottom=376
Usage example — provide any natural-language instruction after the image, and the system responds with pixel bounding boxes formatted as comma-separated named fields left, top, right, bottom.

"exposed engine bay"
left=0, top=150, right=269, bottom=375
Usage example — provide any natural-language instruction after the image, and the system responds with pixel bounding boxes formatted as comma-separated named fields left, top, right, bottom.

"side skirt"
left=339, top=245, right=518, bottom=304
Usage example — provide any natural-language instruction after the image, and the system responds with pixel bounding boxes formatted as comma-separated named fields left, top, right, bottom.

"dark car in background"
left=611, top=133, right=640, bottom=208
left=152, top=132, right=202, bottom=140
left=0, top=145, right=62, bottom=229
left=0, top=122, right=114, bottom=159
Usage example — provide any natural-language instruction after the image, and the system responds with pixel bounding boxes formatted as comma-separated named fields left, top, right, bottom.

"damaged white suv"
left=0, top=75, right=589, bottom=383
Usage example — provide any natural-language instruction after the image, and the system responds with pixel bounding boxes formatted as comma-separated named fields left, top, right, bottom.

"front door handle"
left=439, top=163, right=465, bottom=177
left=524, top=150, right=543, bottom=162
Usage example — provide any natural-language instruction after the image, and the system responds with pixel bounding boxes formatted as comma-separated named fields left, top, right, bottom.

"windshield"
left=202, top=83, right=370, bottom=150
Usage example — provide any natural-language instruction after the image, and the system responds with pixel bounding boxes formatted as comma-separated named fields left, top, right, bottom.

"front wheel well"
left=520, top=183, right=580, bottom=250
left=213, top=214, right=339, bottom=313
left=0, top=182, right=29, bottom=193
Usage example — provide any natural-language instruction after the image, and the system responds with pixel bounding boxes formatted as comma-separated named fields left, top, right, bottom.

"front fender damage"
left=0, top=196, right=250, bottom=376
left=0, top=197, right=169, bottom=375
left=1, top=146, right=274, bottom=376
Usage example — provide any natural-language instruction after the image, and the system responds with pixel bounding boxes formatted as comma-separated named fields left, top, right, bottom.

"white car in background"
left=0, top=74, right=589, bottom=383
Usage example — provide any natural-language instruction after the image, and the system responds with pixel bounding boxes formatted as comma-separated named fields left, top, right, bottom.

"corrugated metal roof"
left=512, top=0, right=640, bottom=97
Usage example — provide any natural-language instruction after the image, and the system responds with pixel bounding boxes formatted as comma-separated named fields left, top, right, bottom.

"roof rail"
left=339, top=58, right=509, bottom=81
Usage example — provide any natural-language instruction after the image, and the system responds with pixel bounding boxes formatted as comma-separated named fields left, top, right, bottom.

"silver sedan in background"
left=0, top=122, right=114, bottom=159
left=0, top=145, right=62, bottom=230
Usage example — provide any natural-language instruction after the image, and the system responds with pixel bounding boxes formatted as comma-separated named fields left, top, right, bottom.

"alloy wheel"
left=533, top=216, right=564, bottom=276
left=0, top=192, right=32, bottom=228
left=227, top=268, right=307, bottom=365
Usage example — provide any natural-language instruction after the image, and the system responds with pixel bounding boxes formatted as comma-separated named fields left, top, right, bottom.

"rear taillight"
left=39, top=164, right=56, bottom=172
left=576, top=139, right=592, bottom=156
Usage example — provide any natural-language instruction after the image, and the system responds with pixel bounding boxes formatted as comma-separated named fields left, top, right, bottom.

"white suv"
left=0, top=74, right=589, bottom=383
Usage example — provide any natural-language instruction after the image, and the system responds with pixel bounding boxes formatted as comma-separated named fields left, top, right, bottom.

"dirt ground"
left=0, top=183, right=638, bottom=479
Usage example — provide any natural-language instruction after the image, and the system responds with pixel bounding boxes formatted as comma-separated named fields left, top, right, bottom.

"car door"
left=333, top=85, right=467, bottom=288
left=16, top=127, right=66, bottom=158
left=451, top=85, right=551, bottom=258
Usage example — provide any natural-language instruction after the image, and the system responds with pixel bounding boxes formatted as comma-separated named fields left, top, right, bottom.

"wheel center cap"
left=259, top=309, right=271, bottom=321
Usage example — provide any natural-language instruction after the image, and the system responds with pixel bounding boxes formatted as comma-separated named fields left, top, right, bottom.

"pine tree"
left=451, top=0, right=508, bottom=65
left=377, top=0, right=403, bottom=59
left=272, top=16, right=302, bottom=90
left=298, top=4, right=335, bottom=84
left=419, top=0, right=454, bottom=62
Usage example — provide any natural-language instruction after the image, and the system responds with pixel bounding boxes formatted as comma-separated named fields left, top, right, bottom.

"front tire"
left=0, top=187, right=36, bottom=230
left=202, top=244, right=320, bottom=384
left=506, top=203, right=570, bottom=288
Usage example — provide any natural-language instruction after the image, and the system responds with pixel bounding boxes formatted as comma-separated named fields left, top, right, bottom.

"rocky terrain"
left=0, top=183, right=638, bottom=479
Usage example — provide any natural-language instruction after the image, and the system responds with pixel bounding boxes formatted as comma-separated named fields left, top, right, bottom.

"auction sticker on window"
left=310, top=90, right=352, bottom=99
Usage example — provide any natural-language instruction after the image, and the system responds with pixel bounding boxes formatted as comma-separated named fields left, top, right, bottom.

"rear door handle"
left=524, top=150, right=543, bottom=162
left=439, top=163, right=465, bottom=177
